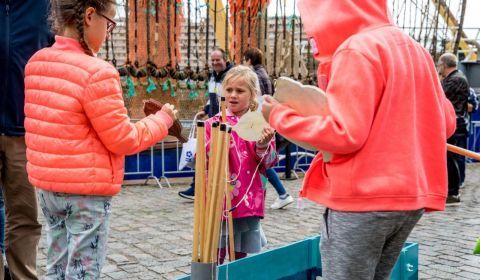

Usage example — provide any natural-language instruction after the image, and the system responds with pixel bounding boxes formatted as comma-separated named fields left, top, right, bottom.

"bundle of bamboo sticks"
left=192, top=99, right=235, bottom=265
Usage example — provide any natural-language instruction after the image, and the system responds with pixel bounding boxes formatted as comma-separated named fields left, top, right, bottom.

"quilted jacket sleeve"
left=82, top=67, right=173, bottom=155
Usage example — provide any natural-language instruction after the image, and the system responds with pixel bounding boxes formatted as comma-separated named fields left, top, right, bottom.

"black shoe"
left=446, top=195, right=461, bottom=205
left=178, top=186, right=195, bottom=200
left=4, top=265, right=11, bottom=280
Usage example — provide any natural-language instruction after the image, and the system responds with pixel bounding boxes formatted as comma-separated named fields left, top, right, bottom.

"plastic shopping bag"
left=178, top=117, right=198, bottom=170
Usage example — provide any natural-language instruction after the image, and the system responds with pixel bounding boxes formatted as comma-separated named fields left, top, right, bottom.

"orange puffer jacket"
left=24, top=36, right=172, bottom=196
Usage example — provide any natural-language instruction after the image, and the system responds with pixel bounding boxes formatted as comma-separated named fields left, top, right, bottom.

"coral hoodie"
left=269, top=0, right=456, bottom=211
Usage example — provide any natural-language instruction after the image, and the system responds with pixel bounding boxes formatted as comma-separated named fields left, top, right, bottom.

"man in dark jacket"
left=0, top=1, right=53, bottom=279
left=437, top=53, right=470, bottom=205
left=201, top=47, right=234, bottom=118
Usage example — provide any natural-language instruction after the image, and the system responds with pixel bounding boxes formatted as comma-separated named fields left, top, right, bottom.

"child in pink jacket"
left=262, top=0, right=456, bottom=279
left=23, top=1, right=176, bottom=278
left=205, top=66, right=277, bottom=264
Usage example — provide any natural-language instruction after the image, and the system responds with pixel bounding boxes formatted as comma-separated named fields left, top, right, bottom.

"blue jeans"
left=454, top=134, right=467, bottom=185
left=266, top=168, right=287, bottom=196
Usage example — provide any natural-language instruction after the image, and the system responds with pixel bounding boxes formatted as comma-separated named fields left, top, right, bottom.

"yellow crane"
left=431, top=0, right=479, bottom=61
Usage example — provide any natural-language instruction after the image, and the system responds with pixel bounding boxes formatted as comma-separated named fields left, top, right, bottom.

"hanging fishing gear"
left=185, top=0, right=198, bottom=99
left=117, top=0, right=130, bottom=77
left=129, top=0, right=146, bottom=78
left=145, top=0, right=158, bottom=93
left=173, top=1, right=186, bottom=83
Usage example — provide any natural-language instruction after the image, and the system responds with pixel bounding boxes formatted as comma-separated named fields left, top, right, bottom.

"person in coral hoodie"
left=261, top=0, right=456, bottom=279
left=23, top=1, right=177, bottom=279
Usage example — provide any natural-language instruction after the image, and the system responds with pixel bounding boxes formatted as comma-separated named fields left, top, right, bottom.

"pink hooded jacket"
left=268, top=0, right=456, bottom=211
left=205, top=112, right=277, bottom=219
left=24, top=36, right=173, bottom=196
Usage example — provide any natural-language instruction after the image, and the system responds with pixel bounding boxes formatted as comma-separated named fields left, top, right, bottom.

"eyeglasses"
left=97, top=11, right=116, bottom=34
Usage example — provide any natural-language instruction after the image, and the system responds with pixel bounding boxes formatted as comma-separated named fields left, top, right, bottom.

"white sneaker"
left=271, top=195, right=294, bottom=209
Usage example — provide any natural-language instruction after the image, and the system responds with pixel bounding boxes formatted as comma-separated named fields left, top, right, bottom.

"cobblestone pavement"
left=36, top=164, right=480, bottom=279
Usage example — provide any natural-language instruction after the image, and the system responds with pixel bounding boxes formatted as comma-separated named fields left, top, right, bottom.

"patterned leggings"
left=37, top=189, right=112, bottom=280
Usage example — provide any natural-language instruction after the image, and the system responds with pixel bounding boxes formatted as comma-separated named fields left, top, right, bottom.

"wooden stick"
left=224, top=128, right=235, bottom=261
left=192, top=121, right=206, bottom=262
left=221, top=96, right=226, bottom=123
left=447, top=143, right=480, bottom=161
left=210, top=124, right=228, bottom=263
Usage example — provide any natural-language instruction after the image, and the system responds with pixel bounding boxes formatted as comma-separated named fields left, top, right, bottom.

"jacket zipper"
left=1, top=0, right=10, bottom=135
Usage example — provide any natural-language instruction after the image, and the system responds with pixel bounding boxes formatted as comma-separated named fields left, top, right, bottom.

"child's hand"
left=257, top=127, right=275, bottom=145
left=161, top=103, right=178, bottom=121
left=261, top=95, right=280, bottom=122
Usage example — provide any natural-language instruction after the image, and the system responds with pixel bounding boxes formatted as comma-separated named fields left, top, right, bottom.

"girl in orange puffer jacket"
left=24, top=1, right=176, bottom=278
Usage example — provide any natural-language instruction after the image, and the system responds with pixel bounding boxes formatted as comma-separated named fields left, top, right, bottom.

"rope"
left=263, top=3, right=268, bottom=68
left=110, top=32, right=117, bottom=66
left=225, top=3, right=229, bottom=58
left=134, top=0, right=139, bottom=67
left=273, top=0, right=279, bottom=77
left=233, top=0, right=237, bottom=62
left=104, top=36, right=109, bottom=61
left=247, top=0, right=251, bottom=48
left=154, top=0, right=159, bottom=58
left=174, top=0, right=178, bottom=66
left=125, top=0, right=130, bottom=64
left=206, top=2, right=210, bottom=64
left=195, top=0, right=200, bottom=72
left=454, top=0, right=467, bottom=54
left=187, top=0, right=191, bottom=66
left=167, top=0, right=172, bottom=66
left=146, top=0, right=151, bottom=64
left=282, top=0, right=286, bottom=40
left=256, top=2, right=262, bottom=50
left=290, top=0, right=295, bottom=77
left=423, top=0, right=430, bottom=47
left=431, top=0, right=441, bottom=58
left=240, top=0, right=246, bottom=60
left=298, top=11, right=302, bottom=79
left=214, top=0, right=218, bottom=47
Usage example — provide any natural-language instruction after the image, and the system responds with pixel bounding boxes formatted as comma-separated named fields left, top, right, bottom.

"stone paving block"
left=107, top=254, right=134, bottom=265
left=456, top=270, right=480, bottom=280
left=149, top=265, right=177, bottom=274
left=106, top=271, right=130, bottom=280
left=459, top=265, right=480, bottom=274
left=102, top=264, right=120, bottom=274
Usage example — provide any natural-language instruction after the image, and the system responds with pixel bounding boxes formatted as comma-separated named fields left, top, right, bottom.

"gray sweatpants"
left=320, top=208, right=424, bottom=280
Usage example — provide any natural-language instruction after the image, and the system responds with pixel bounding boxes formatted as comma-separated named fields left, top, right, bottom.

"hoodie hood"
left=298, top=0, right=393, bottom=63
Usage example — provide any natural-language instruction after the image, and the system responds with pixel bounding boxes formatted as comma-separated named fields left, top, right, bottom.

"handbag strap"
left=189, top=112, right=203, bottom=139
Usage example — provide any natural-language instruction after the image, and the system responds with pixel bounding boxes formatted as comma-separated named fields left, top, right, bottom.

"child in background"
left=204, top=65, right=277, bottom=264
left=24, top=0, right=176, bottom=278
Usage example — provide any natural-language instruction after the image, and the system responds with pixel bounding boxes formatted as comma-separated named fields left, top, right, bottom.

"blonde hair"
left=222, top=65, right=261, bottom=111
